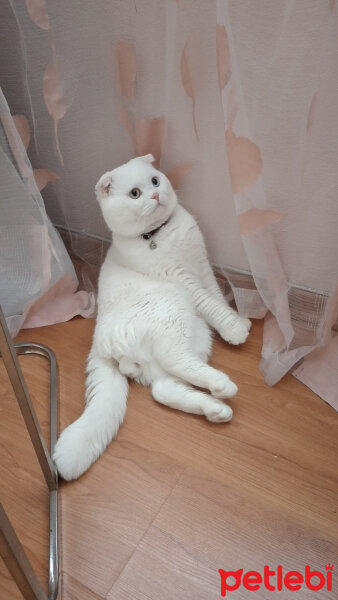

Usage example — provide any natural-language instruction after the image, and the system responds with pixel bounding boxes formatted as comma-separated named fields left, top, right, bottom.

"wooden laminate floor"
left=0, top=317, right=337, bottom=599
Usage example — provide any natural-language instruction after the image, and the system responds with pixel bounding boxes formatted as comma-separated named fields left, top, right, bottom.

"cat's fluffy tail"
left=53, top=350, right=128, bottom=480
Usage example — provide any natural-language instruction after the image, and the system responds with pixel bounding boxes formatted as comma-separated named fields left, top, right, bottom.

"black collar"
left=141, top=218, right=170, bottom=241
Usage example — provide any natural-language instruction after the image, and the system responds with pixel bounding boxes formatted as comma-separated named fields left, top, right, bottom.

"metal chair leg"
left=0, top=307, right=59, bottom=600
left=0, top=503, right=49, bottom=600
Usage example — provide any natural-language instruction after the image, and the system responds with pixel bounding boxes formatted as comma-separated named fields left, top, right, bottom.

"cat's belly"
left=95, top=278, right=212, bottom=377
left=98, top=277, right=193, bottom=317
left=117, top=308, right=212, bottom=387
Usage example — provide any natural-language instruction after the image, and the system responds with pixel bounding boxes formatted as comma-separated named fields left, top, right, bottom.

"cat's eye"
left=129, top=187, right=141, bottom=199
left=151, top=176, right=160, bottom=187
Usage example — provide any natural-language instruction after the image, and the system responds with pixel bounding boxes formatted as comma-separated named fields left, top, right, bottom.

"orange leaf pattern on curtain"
left=43, top=59, right=71, bottom=166
left=115, top=40, right=191, bottom=184
left=25, top=0, right=69, bottom=167
left=13, top=115, right=31, bottom=150
left=166, top=164, right=192, bottom=189
left=33, top=169, right=59, bottom=191
left=117, top=104, right=134, bottom=140
left=227, top=88, right=238, bottom=128
left=13, top=114, right=59, bottom=188
left=180, top=45, right=199, bottom=141
left=134, top=117, right=166, bottom=165
left=43, top=60, right=68, bottom=121
left=225, top=129, right=262, bottom=193
left=237, top=209, right=286, bottom=235
left=216, top=25, right=231, bottom=91
left=25, top=0, right=50, bottom=30
left=116, top=40, right=137, bottom=100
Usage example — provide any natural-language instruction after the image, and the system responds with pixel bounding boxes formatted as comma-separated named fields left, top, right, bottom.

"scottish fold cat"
left=53, top=155, right=251, bottom=480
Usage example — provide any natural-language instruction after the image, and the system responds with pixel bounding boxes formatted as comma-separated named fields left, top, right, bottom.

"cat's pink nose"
left=151, top=192, right=159, bottom=202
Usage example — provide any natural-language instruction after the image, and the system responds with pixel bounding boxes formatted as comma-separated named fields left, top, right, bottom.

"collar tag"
left=141, top=217, right=170, bottom=249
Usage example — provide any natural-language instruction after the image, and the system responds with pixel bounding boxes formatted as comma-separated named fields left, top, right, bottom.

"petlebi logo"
left=218, top=564, right=333, bottom=596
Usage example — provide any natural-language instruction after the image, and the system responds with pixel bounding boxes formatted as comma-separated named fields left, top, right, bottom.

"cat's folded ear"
left=138, top=154, right=155, bottom=164
left=95, top=172, right=113, bottom=200
left=129, top=154, right=155, bottom=166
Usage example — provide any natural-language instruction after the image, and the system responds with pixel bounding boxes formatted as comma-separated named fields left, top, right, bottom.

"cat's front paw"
left=220, top=315, right=251, bottom=345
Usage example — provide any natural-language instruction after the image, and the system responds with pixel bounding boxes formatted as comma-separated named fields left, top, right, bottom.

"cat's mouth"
left=154, top=197, right=163, bottom=209
left=152, top=196, right=164, bottom=210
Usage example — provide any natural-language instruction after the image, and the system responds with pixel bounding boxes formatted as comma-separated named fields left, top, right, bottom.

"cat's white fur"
left=53, top=155, right=251, bottom=480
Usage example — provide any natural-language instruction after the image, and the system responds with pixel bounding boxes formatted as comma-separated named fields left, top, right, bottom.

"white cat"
left=53, top=155, right=251, bottom=480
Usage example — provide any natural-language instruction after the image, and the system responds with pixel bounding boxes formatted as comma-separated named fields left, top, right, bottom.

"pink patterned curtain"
left=0, top=90, right=94, bottom=336
left=1, top=0, right=337, bottom=407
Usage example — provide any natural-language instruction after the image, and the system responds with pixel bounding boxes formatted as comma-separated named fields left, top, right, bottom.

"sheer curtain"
left=1, top=0, right=337, bottom=408
left=0, top=89, right=94, bottom=335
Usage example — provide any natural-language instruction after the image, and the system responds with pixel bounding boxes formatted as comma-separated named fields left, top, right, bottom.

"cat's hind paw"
left=118, top=357, right=142, bottom=379
left=210, top=373, right=238, bottom=399
left=205, top=402, right=233, bottom=423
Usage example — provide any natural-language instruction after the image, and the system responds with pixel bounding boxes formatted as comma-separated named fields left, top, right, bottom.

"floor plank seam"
left=60, top=570, right=106, bottom=600
left=105, top=466, right=188, bottom=597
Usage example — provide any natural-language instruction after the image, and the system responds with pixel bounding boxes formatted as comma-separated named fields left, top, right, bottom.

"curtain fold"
left=1, top=0, right=337, bottom=406
left=0, top=88, right=94, bottom=336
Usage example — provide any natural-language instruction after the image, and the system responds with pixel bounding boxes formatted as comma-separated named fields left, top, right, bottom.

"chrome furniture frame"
left=0, top=306, right=59, bottom=600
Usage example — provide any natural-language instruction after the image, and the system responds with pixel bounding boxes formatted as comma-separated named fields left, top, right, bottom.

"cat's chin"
left=145, top=208, right=173, bottom=232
